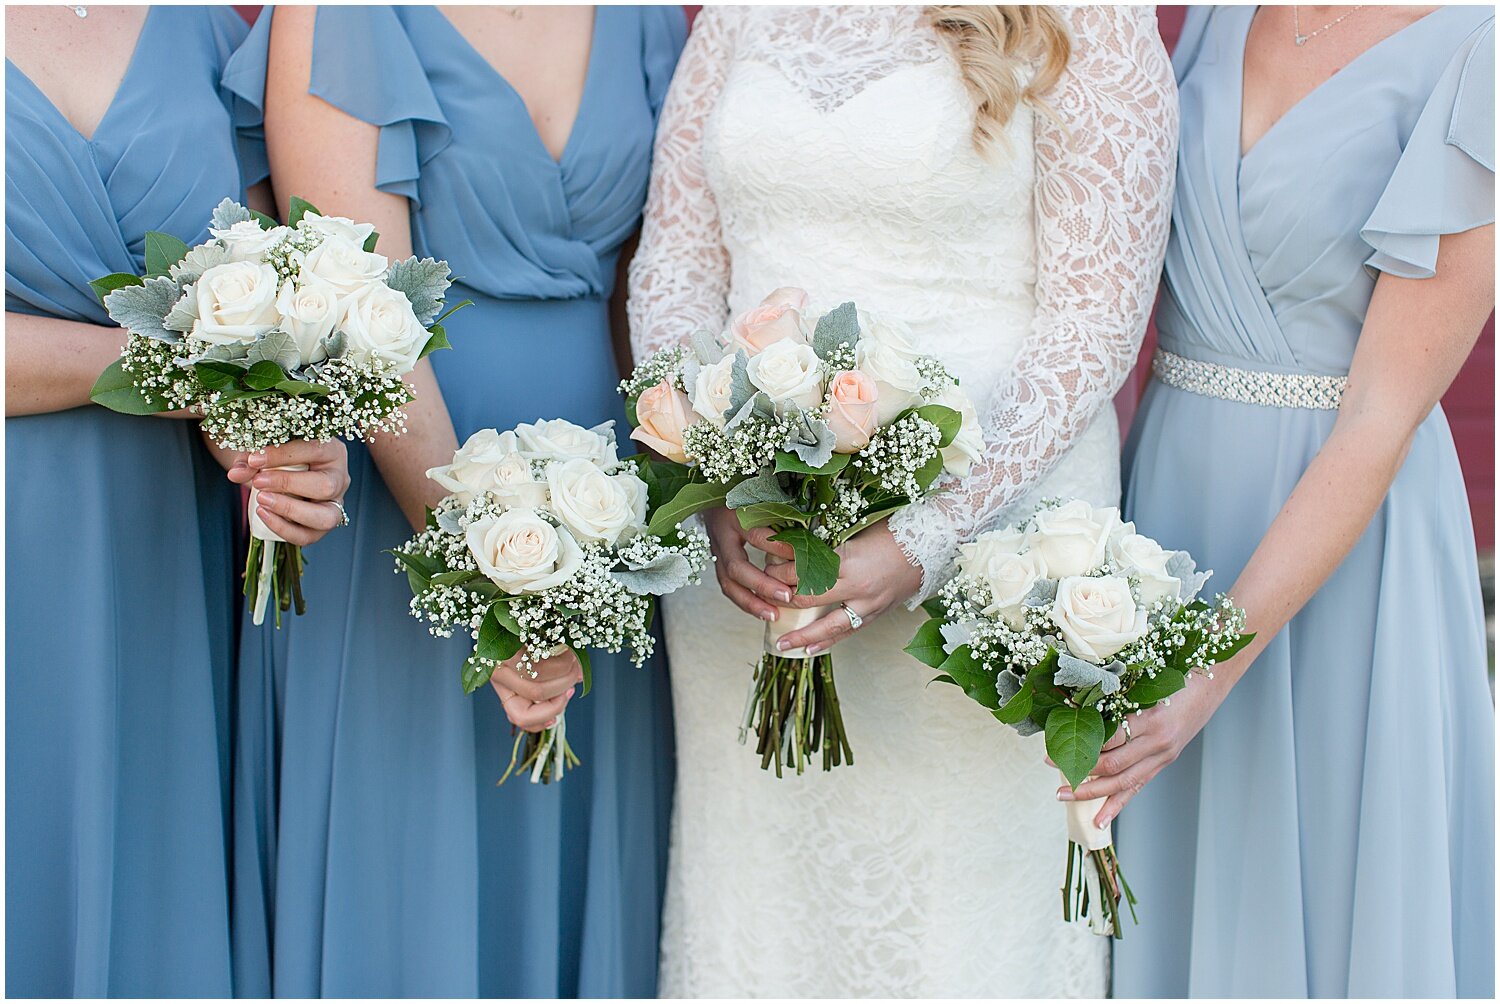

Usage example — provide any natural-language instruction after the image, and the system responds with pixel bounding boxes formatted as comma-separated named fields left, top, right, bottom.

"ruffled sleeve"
left=1361, top=19, right=1495, bottom=279
left=218, top=9, right=270, bottom=190
left=641, top=5, right=689, bottom=125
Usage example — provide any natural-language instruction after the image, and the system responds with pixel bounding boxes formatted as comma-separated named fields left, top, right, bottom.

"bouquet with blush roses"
left=906, top=498, right=1252, bottom=936
left=621, top=287, right=983, bottom=776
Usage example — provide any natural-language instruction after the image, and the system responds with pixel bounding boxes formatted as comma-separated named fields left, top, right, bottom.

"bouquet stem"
left=740, top=603, right=853, bottom=776
left=500, top=712, right=580, bottom=785
left=246, top=464, right=309, bottom=627
left=1061, top=793, right=1137, bottom=937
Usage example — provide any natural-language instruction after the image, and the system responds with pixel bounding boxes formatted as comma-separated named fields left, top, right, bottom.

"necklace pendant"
left=1294, top=34, right=1308, bottom=46
left=69, top=5, right=87, bottom=16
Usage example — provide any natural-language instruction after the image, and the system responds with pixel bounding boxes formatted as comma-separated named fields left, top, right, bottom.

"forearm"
left=5, top=311, right=127, bottom=416
left=366, top=359, right=459, bottom=530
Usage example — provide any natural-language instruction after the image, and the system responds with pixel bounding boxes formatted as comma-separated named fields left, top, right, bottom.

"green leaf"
left=939, top=646, right=1000, bottom=709
left=734, top=501, right=809, bottom=530
left=433, top=298, right=473, bottom=326
left=769, top=526, right=840, bottom=596
left=419, top=325, right=450, bottom=360
left=921, top=595, right=947, bottom=619
left=430, top=568, right=479, bottom=587
left=143, top=232, right=191, bottom=278
left=363, top=230, right=380, bottom=253
left=194, top=362, right=243, bottom=391
left=243, top=359, right=288, bottom=391
left=995, top=678, right=1035, bottom=724
left=811, top=301, right=859, bottom=359
left=913, top=404, right=962, bottom=448
left=912, top=449, right=947, bottom=493
left=1124, top=667, right=1186, bottom=707
left=903, top=617, right=949, bottom=669
left=647, top=480, right=729, bottom=537
left=637, top=459, right=693, bottom=514
left=386, top=256, right=454, bottom=325
left=476, top=608, right=522, bottom=665
left=461, top=655, right=496, bottom=695
left=724, top=472, right=793, bottom=509
left=774, top=451, right=851, bottom=477
left=89, top=358, right=167, bottom=415
left=275, top=378, right=330, bottom=397
left=89, top=272, right=144, bottom=302
left=389, top=547, right=443, bottom=580
left=286, top=195, right=321, bottom=227
left=488, top=600, right=521, bottom=635
left=249, top=209, right=281, bottom=230
left=1208, top=630, right=1256, bottom=664
left=1045, top=705, right=1106, bottom=790
left=577, top=647, right=593, bottom=697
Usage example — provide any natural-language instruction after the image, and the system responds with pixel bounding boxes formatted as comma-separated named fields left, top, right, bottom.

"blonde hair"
left=925, top=5, right=1071, bottom=149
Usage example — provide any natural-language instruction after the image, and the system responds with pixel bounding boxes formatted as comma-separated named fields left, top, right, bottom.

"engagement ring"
left=841, top=602, right=863, bottom=632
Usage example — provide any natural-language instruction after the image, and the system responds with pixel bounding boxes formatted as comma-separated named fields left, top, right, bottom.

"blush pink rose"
left=729, top=287, right=811, bottom=355
left=825, top=370, right=880, bottom=453
left=629, top=379, right=693, bottom=464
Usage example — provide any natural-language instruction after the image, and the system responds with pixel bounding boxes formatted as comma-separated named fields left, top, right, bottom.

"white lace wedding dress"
left=628, top=6, right=1176, bottom=996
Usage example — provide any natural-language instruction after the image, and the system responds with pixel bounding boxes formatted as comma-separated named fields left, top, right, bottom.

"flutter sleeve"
left=212, top=6, right=269, bottom=189
left=626, top=8, right=737, bottom=361
left=1361, top=19, right=1495, bottom=280
left=889, top=4, right=1179, bottom=601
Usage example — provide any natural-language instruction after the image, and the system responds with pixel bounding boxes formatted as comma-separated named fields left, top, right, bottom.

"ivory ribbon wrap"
left=247, top=463, right=308, bottom=626
left=759, top=553, right=835, bottom=658
left=1064, top=786, right=1114, bottom=851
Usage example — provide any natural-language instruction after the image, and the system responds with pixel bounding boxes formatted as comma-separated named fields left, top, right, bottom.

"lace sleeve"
left=627, top=9, right=736, bottom=360
left=889, top=5, right=1179, bottom=600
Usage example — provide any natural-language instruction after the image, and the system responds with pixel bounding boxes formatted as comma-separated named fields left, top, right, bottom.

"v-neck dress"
left=222, top=6, right=686, bottom=997
left=4, top=7, right=265, bottom=997
left=1117, top=7, right=1494, bottom=997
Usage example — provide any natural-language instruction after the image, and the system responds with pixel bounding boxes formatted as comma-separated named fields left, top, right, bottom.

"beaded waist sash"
left=1152, top=349, right=1347, bottom=410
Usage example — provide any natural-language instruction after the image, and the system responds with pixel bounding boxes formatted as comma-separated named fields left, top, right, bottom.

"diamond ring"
left=331, top=499, right=350, bottom=528
left=841, top=602, right=863, bottom=632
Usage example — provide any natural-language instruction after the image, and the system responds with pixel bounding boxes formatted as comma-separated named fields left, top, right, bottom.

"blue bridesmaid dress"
left=4, top=7, right=266, bottom=997
left=223, top=7, right=685, bottom=996
left=1117, top=7, right=1494, bottom=998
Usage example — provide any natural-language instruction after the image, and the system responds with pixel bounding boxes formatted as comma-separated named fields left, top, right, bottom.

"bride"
left=626, top=5, right=1175, bottom=996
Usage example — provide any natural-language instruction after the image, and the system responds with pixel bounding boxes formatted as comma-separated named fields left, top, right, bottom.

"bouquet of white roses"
left=88, top=196, right=464, bottom=626
left=906, top=499, right=1252, bottom=936
left=621, top=287, right=982, bottom=776
left=392, top=420, right=712, bottom=784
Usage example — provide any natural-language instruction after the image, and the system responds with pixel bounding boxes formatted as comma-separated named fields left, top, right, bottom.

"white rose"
left=1111, top=532, right=1181, bottom=607
left=981, top=550, right=1049, bottom=627
left=1051, top=575, right=1147, bottom=662
left=299, top=211, right=376, bottom=246
left=339, top=282, right=429, bottom=373
left=545, top=458, right=648, bottom=546
left=189, top=261, right=282, bottom=348
left=515, top=418, right=618, bottom=468
left=935, top=384, right=983, bottom=478
left=957, top=527, right=1028, bottom=579
left=467, top=508, right=584, bottom=595
left=690, top=354, right=736, bottom=426
left=427, top=429, right=545, bottom=506
left=211, top=220, right=289, bottom=263
left=301, top=236, right=389, bottom=296
left=746, top=339, right=824, bottom=412
left=855, top=328, right=926, bottom=424
left=1026, top=500, right=1118, bottom=578
left=274, top=277, right=342, bottom=366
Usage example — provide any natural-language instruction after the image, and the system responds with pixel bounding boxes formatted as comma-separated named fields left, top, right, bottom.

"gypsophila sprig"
left=906, top=498, right=1253, bottom=939
left=89, top=196, right=469, bottom=628
left=619, top=287, right=986, bottom=776
left=393, top=421, right=712, bottom=785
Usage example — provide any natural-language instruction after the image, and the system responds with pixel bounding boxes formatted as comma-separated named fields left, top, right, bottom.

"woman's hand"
left=226, top=439, right=351, bottom=547
left=704, top=506, right=794, bottom=623
left=756, top=519, right=923, bottom=655
left=489, top=647, right=584, bottom=733
left=1057, top=665, right=1234, bottom=829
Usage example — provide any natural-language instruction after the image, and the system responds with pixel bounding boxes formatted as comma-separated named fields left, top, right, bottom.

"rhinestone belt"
left=1152, top=349, right=1347, bottom=410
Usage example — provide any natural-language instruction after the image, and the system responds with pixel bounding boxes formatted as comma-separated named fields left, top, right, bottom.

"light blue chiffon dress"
left=4, top=7, right=264, bottom=997
left=223, top=6, right=685, bottom=996
left=1117, top=7, right=1495, bottom=998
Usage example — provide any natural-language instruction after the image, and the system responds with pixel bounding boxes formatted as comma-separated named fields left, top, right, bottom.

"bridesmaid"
left=224, top=6, right=685, bottom=996
left=1080, top=6, right=1495, bottom=997
left=5, top=5, right=346, bottom=996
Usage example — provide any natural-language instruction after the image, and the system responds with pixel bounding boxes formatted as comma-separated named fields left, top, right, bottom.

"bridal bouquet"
left=88, top=197, right=462, bottom=626
left=905, top=499, right=1251, bottom=936
left=392, top=420, right=712, bottom=784
left=621, top=288, right=982, bottom=775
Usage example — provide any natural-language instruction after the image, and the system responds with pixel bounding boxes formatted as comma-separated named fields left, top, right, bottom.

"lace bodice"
left=628, top=4, right=1177, bottom=596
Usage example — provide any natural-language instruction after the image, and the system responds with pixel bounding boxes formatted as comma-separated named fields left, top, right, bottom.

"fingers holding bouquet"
left=227, top=439, right=352, bottom=546
left=490, top=647, right=584, bottom=733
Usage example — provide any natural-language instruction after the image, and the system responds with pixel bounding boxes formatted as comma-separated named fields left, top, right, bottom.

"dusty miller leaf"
left=385, top=256, right=452, bottom=326
left=103, top=276, right=180, bottom=341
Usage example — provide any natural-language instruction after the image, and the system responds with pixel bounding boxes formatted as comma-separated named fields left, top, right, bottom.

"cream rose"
left=957, top=526, right=1028, bottom=579
left=299, top=211, right=376, bottom=246
left=1111, top=532, right=1181, bottom=607
left=275, top=276, right=342, bottom=366
left=689, top=354, right=736, bottom=426
left=339, top=282, right=429, bottom=372
left=467, top=508, right=584, bottom=594
left=855, top=321, right=926, bottom=424
left=728, top=288, right=810, bottom=355
left=546, top=458, right=648, bottom=545
left=300, top=236, right=389, bottom=296
left=747, top=339, right=824, bottom=412
left=1026, top=500, right=1119, bottom=578
left=825, top=370, right=879, bottom=453
left=189, top=261, right=282, bottom=348
left=934, top=384, right=983, bottom=478
left=981, top=551, right=1050, bottom=627
left=211, top=220, right=289, bottom=262
left=1051, top=575, right=1147, bottom=662
left=428, top=429, right=545, bottom=506
left=516, top=418, right=618, bottom=468
left=629, top=380, right=693, bottom=464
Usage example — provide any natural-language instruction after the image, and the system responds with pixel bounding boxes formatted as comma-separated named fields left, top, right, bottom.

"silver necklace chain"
left=1293, top=5, right=1365, bottom=46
